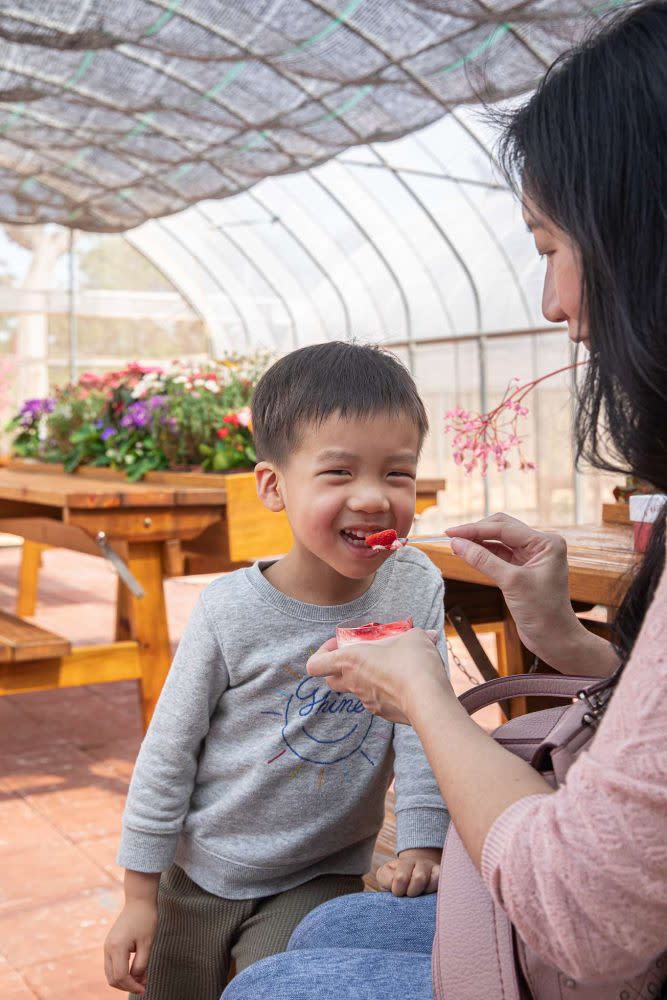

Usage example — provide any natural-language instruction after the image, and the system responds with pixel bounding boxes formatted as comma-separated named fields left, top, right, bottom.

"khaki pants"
left=131, top=864, right=364, bottom=1000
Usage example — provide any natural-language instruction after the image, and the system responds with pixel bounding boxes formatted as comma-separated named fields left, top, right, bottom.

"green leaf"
left=63, top=447, right=84, bottom=472
left=212, top=450, right=232, bottom=472
left=126, top=458, right=150, bottom=482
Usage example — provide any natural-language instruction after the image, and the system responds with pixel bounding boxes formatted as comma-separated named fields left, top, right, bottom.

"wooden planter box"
left=177, top=469, right=293, bottom=571
left=7, top=459, right=293, bottom=569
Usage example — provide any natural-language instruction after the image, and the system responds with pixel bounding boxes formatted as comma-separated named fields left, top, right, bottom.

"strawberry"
left=365, top=528, right=398, bottom=549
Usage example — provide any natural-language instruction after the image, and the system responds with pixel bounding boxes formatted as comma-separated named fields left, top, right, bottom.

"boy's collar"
left=245, top=556, right=397, bottom=623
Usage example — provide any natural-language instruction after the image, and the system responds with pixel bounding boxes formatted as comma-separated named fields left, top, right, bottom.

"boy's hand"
left=376, top=848, right=441, bottom=897
left=104, top=897, right=158, bottom=994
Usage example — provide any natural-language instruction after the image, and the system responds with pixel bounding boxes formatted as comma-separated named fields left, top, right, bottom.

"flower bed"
left=7, top=353, right=274, bottom=481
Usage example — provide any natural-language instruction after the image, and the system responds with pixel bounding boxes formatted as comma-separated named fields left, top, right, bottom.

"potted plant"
left=6, top=352, right=273, bottom=481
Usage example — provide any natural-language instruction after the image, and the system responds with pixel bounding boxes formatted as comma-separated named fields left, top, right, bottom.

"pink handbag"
left=432, top=673, right=667, bottom=1000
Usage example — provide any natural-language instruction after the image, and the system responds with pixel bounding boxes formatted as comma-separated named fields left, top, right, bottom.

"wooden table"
left=0, top=466, right=228, bottom=726
left=414, top=478, right=445, bottom=515
left=413, top=523, right=636, bottom=714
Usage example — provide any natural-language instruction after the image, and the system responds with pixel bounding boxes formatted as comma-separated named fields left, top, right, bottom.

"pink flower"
left=444, top=361, right=587, bottom=477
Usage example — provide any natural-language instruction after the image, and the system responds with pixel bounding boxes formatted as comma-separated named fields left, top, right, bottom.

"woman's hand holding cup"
left=307, top=627, right=449, bottom=726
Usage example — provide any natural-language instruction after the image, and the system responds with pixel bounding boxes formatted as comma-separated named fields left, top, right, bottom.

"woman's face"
left=523, top=198, right=589, bottom=350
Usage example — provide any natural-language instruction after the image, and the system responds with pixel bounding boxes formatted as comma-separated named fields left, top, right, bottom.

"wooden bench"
left=0, top=609, right=141, bottom=697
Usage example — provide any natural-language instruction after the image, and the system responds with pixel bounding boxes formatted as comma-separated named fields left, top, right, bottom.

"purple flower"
left=27, top=397, right=55, bottom=414
left=160, top=414, right=179, bottom=432
left=147, top=394, right=167, bottom=411
left=120, top=401, right=150, bottom=429
left=19, top=397, right=55, bottom=426
left=100, top=427, right=116, bottom=441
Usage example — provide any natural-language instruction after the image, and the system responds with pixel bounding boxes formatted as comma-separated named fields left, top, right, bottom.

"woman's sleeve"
left=480, top=561, right=667, bottom=982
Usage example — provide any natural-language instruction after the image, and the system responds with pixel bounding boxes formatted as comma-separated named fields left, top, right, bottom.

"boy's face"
left=260, top=412, right=420, bottom=582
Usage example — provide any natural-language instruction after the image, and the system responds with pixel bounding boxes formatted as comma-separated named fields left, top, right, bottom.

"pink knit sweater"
left=481, top=552, right=667, bottom=982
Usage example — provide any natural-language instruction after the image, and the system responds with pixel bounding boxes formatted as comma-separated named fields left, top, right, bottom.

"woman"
left=223, top=3, right=667, bottom=997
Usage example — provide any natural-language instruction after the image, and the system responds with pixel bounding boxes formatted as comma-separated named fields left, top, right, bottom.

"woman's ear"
left=255, top=461, right=285, bottom=512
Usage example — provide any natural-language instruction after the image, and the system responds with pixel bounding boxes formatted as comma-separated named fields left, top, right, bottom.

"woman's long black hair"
left=498, top=1, right=667, bottom=662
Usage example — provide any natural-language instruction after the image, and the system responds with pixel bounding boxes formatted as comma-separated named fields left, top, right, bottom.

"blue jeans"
left=221, top=891, right=435, bottom=1000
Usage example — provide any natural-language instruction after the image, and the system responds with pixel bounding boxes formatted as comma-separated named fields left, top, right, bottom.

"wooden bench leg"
left=115, top=577, right=133, bottom=642
left=498, top=600, right=530, bottom=719
left=17, top=540, right=45, bottom=617
left=499, top=601, right=591, bottom=717
left=126, top=541, right=172, bottom=731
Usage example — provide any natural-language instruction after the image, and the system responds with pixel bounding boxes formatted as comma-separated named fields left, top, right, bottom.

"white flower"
left=131, top=372, right=165, bottom=399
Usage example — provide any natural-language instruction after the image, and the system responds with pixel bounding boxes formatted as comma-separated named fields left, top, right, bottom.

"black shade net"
left=0, top=0, right=619, bottom=232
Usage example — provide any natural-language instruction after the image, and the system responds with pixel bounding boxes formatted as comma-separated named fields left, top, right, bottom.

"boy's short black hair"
left=252, top=341, right=428, bottom=464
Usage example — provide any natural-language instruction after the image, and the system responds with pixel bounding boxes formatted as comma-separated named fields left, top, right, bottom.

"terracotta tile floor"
left=0, top=543, right=498, bottom=999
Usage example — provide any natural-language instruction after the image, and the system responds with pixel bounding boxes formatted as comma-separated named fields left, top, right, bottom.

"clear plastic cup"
left=335, top=616, right=414, bottom=648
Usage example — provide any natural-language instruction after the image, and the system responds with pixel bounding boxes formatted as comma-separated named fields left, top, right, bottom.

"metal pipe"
left=369, top=144, right=480, bottom=332
left=288, top=175, right=392, bottom=342
left=67, top=228, right=77, bottom=383
left=383, top=325, right=566, bottom=350
left=247, top=190, right=351, bottom=340
left=310, top=172, right=414, bottom=367
left=412, top=132, right=534, bottom=327
left=337, top=158, right=505, bottom=191
left=211, top=219, right=299, bottom=349
left=155, top=218, right=252, bottom=350
left=477, top=334, right=491, bottom=516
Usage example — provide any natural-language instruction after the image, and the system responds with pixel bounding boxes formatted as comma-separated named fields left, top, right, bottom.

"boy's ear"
left=255, top=461, right=285, bottom=512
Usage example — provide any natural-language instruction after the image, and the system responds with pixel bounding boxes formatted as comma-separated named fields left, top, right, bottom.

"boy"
left=104, top=342, right=450, bottom=1000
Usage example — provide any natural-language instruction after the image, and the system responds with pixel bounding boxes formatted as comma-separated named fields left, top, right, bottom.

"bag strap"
left=459, top=673, right=600, bottom=716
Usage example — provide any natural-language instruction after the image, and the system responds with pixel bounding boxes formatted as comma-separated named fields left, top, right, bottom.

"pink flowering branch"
left=444, top=361, right=588, bottom=476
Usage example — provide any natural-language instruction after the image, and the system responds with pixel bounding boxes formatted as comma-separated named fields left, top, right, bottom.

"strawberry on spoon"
left=365, top=528, right=407, bottom=552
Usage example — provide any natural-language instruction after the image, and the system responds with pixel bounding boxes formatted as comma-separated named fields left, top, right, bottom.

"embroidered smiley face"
left=280, top=675, right=375, bottom=765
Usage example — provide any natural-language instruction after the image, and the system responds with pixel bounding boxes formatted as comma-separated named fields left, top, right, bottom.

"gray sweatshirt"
left=118, top=546, right=449, bottom=898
